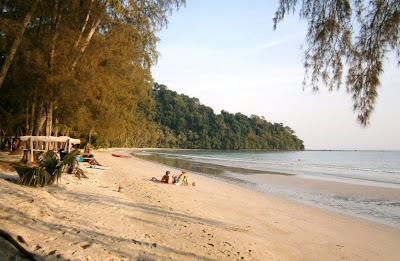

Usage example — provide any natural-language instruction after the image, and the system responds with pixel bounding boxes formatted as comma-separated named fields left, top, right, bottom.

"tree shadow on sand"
left=1, top=205, right=218, bottom=260
left=59, top=190, right=237, bottom=229
left=0, top=184, right=227, bottom=260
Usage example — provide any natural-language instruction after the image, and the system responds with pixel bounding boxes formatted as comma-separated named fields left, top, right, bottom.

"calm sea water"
left=133, top=150, right=400, bottom=229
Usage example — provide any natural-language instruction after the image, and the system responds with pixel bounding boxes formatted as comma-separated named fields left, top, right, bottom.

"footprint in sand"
left=48, top=250, right=57, bottom=255
left=80, top=242, right=92, bottom=249
left=44, top=237, right=57, bottom=243
left=143, top=233, right=154, bottom=239
left=32, top=245, right=42, bottom=251
left=68, top=228, right=81, bottom=234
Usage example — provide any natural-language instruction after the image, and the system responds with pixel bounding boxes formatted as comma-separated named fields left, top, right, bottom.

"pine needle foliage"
left=274, top=0, right=400, bottom=126
left=0, top=0, right=185, bottom=145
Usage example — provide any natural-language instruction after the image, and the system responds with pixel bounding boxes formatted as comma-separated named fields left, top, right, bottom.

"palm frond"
left=60, top=149, right=80, bottom=167
left=14, top=166, right=51, bottom=187
left=11, top=164, right=32, bottom=178
left=11, top=149, right=83, bottom=187
left=40, top=151, right=60, bottom=175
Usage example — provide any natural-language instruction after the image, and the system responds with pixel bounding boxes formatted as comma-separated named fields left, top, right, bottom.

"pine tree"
left=274, top=0, right=400, bottom=125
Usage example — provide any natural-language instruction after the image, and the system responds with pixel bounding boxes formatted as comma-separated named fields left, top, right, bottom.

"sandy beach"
left=1, top=149, right=400, bottom=260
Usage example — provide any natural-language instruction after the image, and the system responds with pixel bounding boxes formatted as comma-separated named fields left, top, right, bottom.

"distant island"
left=152, top=83, right=304, bottom=150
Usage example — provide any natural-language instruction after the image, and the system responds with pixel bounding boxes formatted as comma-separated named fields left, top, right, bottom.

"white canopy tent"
left=19, top=136, right=81, bottom=163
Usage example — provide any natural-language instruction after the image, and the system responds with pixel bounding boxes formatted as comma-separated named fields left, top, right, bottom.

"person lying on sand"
left=161, top=171, right=173, bottom=184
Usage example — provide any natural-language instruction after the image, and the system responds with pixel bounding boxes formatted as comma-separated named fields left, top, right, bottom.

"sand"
left=1, top=149, right=400, bottom=260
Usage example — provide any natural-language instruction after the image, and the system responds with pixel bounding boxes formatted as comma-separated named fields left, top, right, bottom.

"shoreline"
left=132, top=149, right=400, bottom=229
left=124, top=147, right=400, bottom=152
left=1, top=149, right=400, bottom=260
left=132, top=149, right=400, bottom=187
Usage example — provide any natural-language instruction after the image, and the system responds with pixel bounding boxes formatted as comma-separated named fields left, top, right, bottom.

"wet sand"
left=1, top=149, right=400, bottom=260
left=247, top=173, right=400, bottom=200
left=135, top=150, right=400, bottom=229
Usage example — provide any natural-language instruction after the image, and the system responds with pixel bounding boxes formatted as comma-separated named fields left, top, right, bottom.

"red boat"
left=112, top=154, right=132, bottom=158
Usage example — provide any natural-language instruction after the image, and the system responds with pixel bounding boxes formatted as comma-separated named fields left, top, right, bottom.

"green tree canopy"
left=0, top=0, right=184, bottom=147
left=152, top=83, right=304, bottom=150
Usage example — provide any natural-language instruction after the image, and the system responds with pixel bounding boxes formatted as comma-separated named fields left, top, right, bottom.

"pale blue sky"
left=152, top=0, right=400, bottom=150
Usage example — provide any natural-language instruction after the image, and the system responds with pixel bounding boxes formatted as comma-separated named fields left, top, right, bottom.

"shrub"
left=12, top=150, right=80, bottom=187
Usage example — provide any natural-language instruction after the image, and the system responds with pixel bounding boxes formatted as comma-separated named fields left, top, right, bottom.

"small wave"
left=177, top=152, right=400, bottom=177
left=304, top=163, right=400, bottom=175
left=156, top=151, right=302, bottom=168
left=145, top=150, right=400, bottom=184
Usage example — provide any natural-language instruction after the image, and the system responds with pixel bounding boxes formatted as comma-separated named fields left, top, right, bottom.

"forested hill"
left=152, top=83, right=305, bottom=150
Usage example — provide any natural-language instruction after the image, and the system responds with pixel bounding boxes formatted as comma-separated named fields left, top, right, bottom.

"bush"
left=12, top=150, right=80, bottom=187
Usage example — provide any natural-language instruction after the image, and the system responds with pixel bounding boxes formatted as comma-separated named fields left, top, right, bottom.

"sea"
left=132, top=150, right=400, bottom=229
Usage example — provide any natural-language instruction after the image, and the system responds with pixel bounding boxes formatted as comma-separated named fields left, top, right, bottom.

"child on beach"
left=178, top=171, right=189, bottom=186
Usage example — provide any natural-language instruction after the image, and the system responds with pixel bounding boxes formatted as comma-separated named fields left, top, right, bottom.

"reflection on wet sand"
left=132, top=152, right=292, bottom=177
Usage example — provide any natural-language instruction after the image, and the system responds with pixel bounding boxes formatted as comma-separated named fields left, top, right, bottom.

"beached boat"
left=112, top=154, right=132, bottom=158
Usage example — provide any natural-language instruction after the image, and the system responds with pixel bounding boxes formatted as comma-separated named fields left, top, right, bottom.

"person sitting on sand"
left=178, top=171, right=189, bottom=186
left=172, top=174, right=179, bottom=183
left=161, top=171, right=173, bottom=184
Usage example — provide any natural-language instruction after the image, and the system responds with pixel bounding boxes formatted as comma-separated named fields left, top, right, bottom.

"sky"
left=151, top=0, right=400, bottom=150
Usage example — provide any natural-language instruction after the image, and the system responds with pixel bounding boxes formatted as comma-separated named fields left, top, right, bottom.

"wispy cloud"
left=257, top=39, right=284, bottom=50
left=257, top=31, right=306, bottom=50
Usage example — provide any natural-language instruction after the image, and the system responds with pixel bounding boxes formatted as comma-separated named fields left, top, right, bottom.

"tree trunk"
left=36, top=0, right=43, bottom=36
left=89, top=128, right=93, bottom=144
left=33, top=100, right=46, bottom=136
left=25, top=101, right=29, bottom=135
left=0, top=229, right=36, bottom=260
left=32, top=99, right=46, bottom=150
left=44, top=0, right=59, bottom=150
left=71, top=0, right=110, bottom=70
left=29, top=102, right=36, bottom=136
left=28, top=86, right=38, bottom=135
left=45, top=101, right=53, bottom=150
left=0, top=0, right=39, bottom=87
left=53, top=117, right=59, bottom=137
left=75, top=0, right=94, bottom=48
left=48, top=0, right=60, bottom=69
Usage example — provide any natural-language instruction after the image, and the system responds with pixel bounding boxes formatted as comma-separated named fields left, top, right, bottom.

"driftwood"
left=0, top=229, right=37, bottom=261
